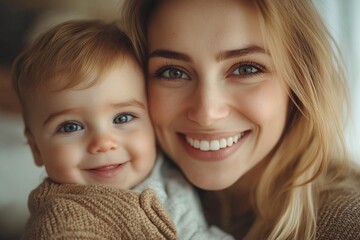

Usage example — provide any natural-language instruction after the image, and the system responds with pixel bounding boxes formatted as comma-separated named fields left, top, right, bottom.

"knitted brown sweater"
left=316, top=187, right=360, bottom=239
left=200, top=185, right=360, bottom=239
left=22, top=178, right=177, bottom=240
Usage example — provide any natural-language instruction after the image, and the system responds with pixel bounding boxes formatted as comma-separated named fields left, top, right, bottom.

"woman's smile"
left=185, top=131, right=249, bottom=151
left=179, top=131, right=251, bottom=162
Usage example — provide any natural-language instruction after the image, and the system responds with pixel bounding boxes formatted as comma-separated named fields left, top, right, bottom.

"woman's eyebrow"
left=148, top=49, right=192, bottom=62
left=216, top=45, right=268, bottom=61
left=148, top=45, right=267, bottom=62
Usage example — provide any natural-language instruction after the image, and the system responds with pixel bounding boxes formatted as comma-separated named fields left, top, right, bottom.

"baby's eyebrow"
left=110, top=100, right=146, bottom=110
left=43, top=108, right=81, bottom=127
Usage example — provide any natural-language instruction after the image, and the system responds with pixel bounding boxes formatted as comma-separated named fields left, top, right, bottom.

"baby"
left=12, top=19, right=176, bottom=239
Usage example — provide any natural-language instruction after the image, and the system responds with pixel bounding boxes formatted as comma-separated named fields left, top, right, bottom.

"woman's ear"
left=24, top=128, right=43, bottom=166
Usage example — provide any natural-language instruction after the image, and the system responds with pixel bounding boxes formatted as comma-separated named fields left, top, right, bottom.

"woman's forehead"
left=147, top=0, right=264, bottom=55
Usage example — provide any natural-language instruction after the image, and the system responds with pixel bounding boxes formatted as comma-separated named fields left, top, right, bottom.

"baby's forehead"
left=26, top=55, right=143, bottom=98
left=40, top=57, right=132, bottom=92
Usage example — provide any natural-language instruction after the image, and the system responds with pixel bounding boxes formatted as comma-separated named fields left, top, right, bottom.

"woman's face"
left=147, top=0, right=289, bottom=190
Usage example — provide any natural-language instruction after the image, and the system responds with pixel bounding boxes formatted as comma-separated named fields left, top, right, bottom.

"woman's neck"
left=198, top=158, right=269, bottom=238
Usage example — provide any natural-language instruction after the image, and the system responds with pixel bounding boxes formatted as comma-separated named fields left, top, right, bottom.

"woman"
left=120, top=0, right=360, bottom=239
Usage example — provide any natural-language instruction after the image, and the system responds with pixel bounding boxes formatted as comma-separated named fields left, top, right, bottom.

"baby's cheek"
left=43, top=145, right=81, bottom=182
left=49, top=143, right=79, bottom=167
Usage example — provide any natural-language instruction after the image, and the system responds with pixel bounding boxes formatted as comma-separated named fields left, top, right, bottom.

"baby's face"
left=25, top=58, right=156, bottom=189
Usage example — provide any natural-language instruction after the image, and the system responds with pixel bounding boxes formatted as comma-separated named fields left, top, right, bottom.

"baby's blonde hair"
left=12, top=19, right=137, bottom=125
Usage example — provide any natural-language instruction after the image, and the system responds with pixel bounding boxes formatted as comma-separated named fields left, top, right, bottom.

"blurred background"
left=0, top=0, right=359, bottom=239
left=315, top=0, right=360, bottom=161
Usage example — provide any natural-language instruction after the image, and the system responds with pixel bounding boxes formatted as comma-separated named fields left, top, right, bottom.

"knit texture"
left=22, top=179, right=177, bottom=240
left=134, top=155, right=235, bottom=240
left=316, top=187, right=360, bottom=240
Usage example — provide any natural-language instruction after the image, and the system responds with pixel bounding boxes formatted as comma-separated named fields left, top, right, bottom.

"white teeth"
left=200, top=140, right=210, bottom=151
left=227, top=137, right=233, bottom=147
left=187, top=137, right=194, bottom=145
left=186, top=133, right=244, bottom=152
left=194, top=139, right=200, bottom=148
left=210, top=140, right=220, bottom=151
left=220, top=139, right=227, bottom=148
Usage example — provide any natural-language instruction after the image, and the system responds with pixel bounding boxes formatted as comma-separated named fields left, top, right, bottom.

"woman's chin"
left=183, top=169, right=240, bottom=191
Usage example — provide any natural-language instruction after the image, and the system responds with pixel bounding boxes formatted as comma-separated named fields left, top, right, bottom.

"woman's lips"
left=180, top=130, right=250, bottom=161
left=87, top=163, right=127, bottom=178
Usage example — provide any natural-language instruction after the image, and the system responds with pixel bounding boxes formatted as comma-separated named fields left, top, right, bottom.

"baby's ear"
left=24, top=128, right=43, bottom=166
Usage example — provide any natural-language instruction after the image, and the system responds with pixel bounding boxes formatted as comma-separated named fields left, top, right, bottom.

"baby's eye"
left=113, top=114, right=134, bottom=124
left=232, top=65, right=260, bottom=76
left=156, top=67, right=190, bottom=80
left=58, top=122, right=83, bottom=133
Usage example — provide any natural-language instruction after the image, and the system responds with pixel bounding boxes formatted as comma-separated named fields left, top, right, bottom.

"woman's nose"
left=88, top=133, right=118, bottom=154
left=187, top=83, right=230, bottom=126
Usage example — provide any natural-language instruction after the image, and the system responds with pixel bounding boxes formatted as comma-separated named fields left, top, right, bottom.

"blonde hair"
left=249, top=0, right=351, bottom=239
left=120, top=0, right=356, bottom=239
left=12, top=19, right=137, bottom=124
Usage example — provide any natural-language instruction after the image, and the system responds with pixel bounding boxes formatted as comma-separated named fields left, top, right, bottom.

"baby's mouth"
left=90, top=164, right=122, bottom=171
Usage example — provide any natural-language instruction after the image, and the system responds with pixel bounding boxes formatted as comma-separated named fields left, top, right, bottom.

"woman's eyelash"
left=151, top=64, right=189, bottom=79
left=229, top=61, right=266, bottom=76
left=150, top=61, right=266, bottom=80
left=152, top=64, right=175, bottom=77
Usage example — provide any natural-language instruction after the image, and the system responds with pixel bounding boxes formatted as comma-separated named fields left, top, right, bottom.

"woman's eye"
left=232, top=64, right=262, bottom=76
left=114, top=114, right=134, bottom=124
left=157, top=67, right=190, bottom=80
left=58, top=122, right=83, bottom=133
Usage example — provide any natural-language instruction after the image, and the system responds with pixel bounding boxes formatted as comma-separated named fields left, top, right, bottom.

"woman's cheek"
left=148, top=86, right=176, bottom=126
